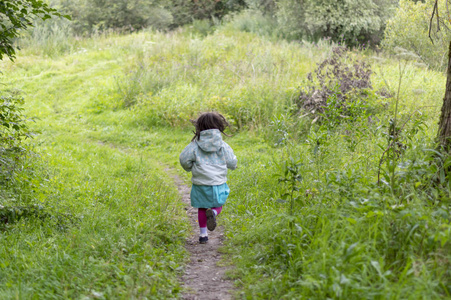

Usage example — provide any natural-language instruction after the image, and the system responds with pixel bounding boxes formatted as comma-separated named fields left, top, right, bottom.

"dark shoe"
left=206, top=208, right=216, bottom=231
left=199, top=236, right=208, bottom=244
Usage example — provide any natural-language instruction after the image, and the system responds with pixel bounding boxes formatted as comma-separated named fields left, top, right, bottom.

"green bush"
left=0, top=87, right=41, bottom=210
left=277, top=0, right=396, bottom=45
left=383, top=0, right=451, bottom=70
left=227, top=0, right=397, bottom=45
left=307, top=0, right=395, bottom=45
left=0, top=88, right=35, bottom=186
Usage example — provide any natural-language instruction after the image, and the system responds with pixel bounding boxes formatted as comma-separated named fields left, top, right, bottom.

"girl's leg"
left=212, top=206, right=223, bottom=216
left=198, top=208, right=208, bottom=244
left=206, top=206, right=223, bottom=231
left=198, top=208, right=207, bottom=233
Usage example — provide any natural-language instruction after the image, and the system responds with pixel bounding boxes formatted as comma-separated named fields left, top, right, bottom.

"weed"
left=297, top=46, right=376, bottom=127
left=276, top=155, right=303, bottom=216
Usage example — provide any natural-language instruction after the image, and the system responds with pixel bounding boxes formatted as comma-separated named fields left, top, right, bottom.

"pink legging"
left=198, top=207, right=223, bottom=228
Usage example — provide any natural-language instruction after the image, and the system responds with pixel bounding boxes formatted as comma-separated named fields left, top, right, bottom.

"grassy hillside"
left=1, top=25, right=450, bottom=299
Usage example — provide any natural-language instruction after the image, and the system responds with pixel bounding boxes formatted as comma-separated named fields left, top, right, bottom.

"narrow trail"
left=169, top=172, right=235, bottom=300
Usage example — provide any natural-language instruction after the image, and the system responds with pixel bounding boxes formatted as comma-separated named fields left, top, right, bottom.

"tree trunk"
left=437, top=41, right=451, bottom=149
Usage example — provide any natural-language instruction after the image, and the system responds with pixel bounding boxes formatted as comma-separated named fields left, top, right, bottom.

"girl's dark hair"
left=191, top=112, right=230, bottom=141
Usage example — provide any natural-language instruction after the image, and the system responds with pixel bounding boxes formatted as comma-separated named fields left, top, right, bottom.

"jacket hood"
left=196, top=129, right=223, bottom=152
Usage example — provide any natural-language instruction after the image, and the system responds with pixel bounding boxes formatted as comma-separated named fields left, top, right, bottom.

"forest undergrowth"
left=1, top=23, right=450, bottom=299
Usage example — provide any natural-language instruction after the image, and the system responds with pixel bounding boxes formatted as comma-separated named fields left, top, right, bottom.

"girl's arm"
left=224, top=143, right=237, bottom=170
left=179, top=143, right=196, bottom=172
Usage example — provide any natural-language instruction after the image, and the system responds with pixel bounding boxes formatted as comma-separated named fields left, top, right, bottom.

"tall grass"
left=107, top=28, right=334, bottom=130
left=16, top=19, right=75, bottom=57
left=226, top=127, right=451, bottom=298
left=221, top=57, right=449, bottom=298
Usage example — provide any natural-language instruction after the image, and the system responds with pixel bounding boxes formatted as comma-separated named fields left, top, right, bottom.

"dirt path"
left=170, top=173, right=234, bottom=300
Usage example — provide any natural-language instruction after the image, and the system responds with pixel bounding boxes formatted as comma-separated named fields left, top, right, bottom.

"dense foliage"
left=383, top=0, right=451, bottom=70
left=29, top=0, right=397, bottom=47
left=0, top=89, right=30, bottom=178
left=0, top=0, right=66, bottom=221
left=279, top=0, right=397, bottom=45
left=230, top=0, right=397, bottom=45
left=58, top=0, right=169, bottom=33
left=0, top=0, right=67, bottom=60
left=56, top=0, right=245, bottom=34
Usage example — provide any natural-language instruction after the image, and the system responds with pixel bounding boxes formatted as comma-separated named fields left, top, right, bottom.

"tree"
left=437, top=42, right=451, bottom=147
left=428, top=0, right=451, bottom=149
left=0, top=0, right=69, bottom=61
left=428, top=1, right=451, bottom=150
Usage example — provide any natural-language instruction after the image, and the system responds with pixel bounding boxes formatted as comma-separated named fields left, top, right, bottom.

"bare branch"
left=429, top=0, right=439, bottom=44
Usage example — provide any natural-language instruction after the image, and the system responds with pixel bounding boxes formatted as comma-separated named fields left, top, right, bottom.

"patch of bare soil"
left=170, top=173, right=234, bottom=300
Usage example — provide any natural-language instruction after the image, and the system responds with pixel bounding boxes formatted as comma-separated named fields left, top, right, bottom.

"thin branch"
left=429, top=0, right=439, bottom=44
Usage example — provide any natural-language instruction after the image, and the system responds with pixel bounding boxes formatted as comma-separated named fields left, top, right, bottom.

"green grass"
left=1, top=32, right=192, bottom=299
left=1, top=24, right=450, bottom=299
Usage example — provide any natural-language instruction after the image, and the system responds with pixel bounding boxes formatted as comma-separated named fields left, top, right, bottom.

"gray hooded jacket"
left=179, top=129, right=237, bottom=186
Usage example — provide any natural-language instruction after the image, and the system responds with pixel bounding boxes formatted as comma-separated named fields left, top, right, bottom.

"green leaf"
left=294, top=223, right=303, bottom=233
left=346, top=217, right=356, bottom=224
left=371, top=260, right=381, bottom=273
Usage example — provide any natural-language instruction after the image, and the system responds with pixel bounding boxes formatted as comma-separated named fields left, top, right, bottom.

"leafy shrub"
left=228, top=0, right=396, bottom=45
left=303, top=0, right=396, bottom=46
left=0, top=88, right=35, bottom=186
left=0, top=88, right=44, bottom=218
left=296, top=47, right=375, bottom=127
left=274, top=0, right=396, bottom=45
left=383, top=0, right=451, bottom=70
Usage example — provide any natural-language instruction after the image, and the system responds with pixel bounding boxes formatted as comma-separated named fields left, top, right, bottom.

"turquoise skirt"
left=190, top=183, right=230, bottom=208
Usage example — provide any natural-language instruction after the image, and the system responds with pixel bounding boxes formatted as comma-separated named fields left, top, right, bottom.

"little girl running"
left=179, top=112, right=237, bottom=244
